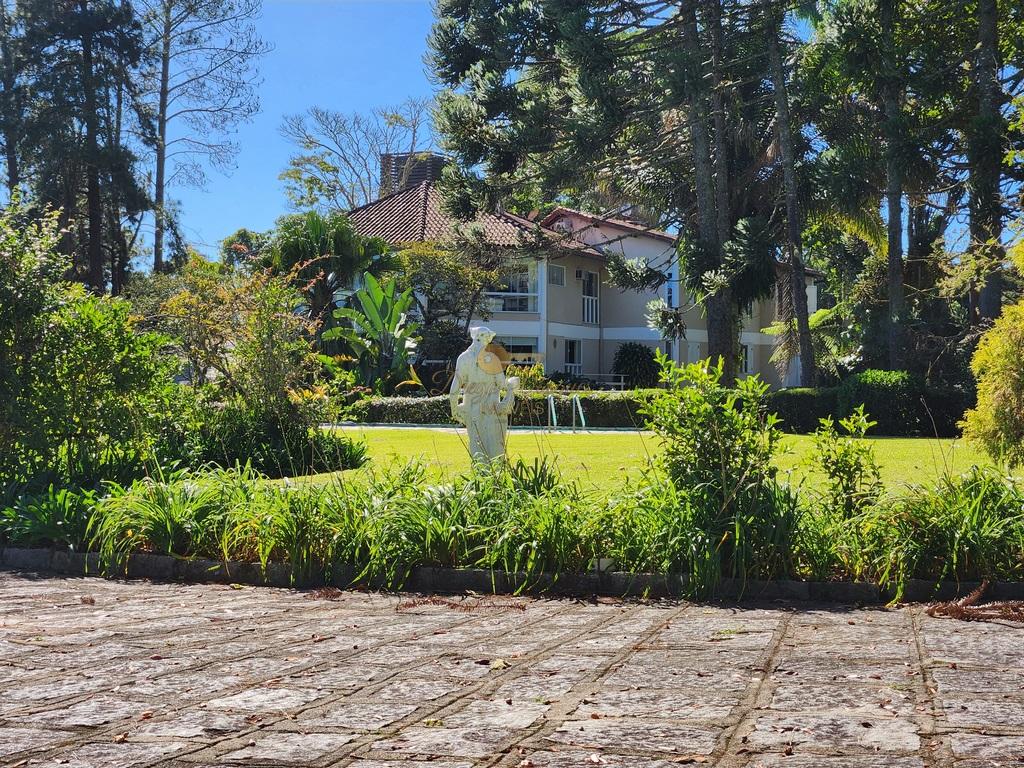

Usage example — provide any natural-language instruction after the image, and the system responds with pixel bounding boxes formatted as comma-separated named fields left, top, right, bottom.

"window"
left=494, top=336, right=540, bottom=365
left=548, top=264, right=566, bottom=286
left=564, top=339, right=582, bottom=376
left=485, top=261, right=538, bottom=312
left=582, top=270, right=599, bottom=323
left=666, top=272, right=674, bottom=308
left=740, top=344, right=751, bottom=374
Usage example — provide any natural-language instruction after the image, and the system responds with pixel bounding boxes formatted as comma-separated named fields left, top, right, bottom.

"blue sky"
left=174, top=0, right=436, bottom=257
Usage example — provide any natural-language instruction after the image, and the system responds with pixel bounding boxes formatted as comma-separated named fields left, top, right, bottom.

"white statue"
left=449, top=327, right=519, bottom=464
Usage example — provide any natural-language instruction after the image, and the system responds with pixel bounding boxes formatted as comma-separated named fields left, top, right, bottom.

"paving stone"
left=768, top=682, right=916, bottom=715
left=547, top=719, right=720, bottom=755
left=296, top=700, right=418, bottom=730
left=3, top=572, right=1024, bottom=766
left=204, top=686, right=325, bottom=713
left=743, top=756, right=926, bottom=767
left=31, top=740, right=190, bottom=767
left=511, top=751, right=685, bottom=767
left=218, top=731, right=354, bottom=763
left=371, top=725, right=512, bottom=757
left=746, top=712, right=921, bottom=753
left=22, top=694, right=156, bottom=727
left=949, top=733, right=1024, bottom=761
left=942, top=695, right=1024, bottom=728
left=570, top=689, right=737, bottom=721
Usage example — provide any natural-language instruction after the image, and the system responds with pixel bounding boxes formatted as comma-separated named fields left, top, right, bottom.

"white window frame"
left=548, top=264, right=566, bottom=286
left=564, top=339, right=583, bottom=376
left=485, top=260, right=539, bottom=313
left=740, top=344, right=751, bottom=374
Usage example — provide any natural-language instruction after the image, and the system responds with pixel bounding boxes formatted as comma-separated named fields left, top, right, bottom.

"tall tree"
left=430, top=1, right=782, bottom=382
left=139, top=0, right=268, bottom=272
left=0, top=1, right=22, bottom=193
left=969, top=0, right=1005, bottom=320
left=279, top=97, right=433, bottom=212
left=21, top=0, right=146, bottom=292
left=764, top=4, right=817, bottom=386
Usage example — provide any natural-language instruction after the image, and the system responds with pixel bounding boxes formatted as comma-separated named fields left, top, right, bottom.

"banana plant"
left=323, top=272, right=420, bottom=393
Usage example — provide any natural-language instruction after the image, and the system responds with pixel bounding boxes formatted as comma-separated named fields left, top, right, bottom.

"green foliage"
left=612, top=342, right=660, bottom=389
left=348, top=390, right=658, bottom=428
left=962, top=301, right=1024, bottom=467
left=766, top=387, right=839, bottom=434
left=0, top=203, right=178, bottom=488
left=161, top=390, right=367, bottom=479
left=505, top=363, right=553, bottom=391
left=0, top=485, right=96, bottom=549
left=810, top=406, right=882, bottom=519
left=850, top=468, right=1024, bottom=599
left=324, top=272, right=421, bottom=393
left=266, top=211, right=387, bottom=339
left=837, top=369, right=925, bottom=436
left=642, top=354, right=798, bottom=591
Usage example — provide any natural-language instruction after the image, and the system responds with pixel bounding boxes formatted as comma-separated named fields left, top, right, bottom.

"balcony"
left=582, top=295, right=599, bottom=324
left=484, top=292, right=538, bottom=313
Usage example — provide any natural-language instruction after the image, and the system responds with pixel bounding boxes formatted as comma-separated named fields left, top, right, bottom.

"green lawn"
left=329, top=426, right=994, bottom=495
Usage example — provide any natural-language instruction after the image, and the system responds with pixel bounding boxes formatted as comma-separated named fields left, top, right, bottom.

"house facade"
left=348, top=181, right=815, bottom=388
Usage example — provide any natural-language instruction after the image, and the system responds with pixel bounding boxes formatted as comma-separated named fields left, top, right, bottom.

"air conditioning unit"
left=574, top=269, right=584, bottom=280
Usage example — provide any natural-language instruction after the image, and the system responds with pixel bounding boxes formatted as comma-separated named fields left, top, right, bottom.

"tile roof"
left=347, top=182, right=603, bottom=257
left=540, top=206, right=679, bottom=244
left=348, top=182, right=531, bottom=247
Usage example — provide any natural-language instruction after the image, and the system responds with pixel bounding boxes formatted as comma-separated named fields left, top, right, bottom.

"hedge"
left=346, top=377, right=972, bottom=437
left=765, top=387, right=839, bottom=434
left=767, top=371, right=973, bottom=437
left=347, top=390, right=658, bottom=428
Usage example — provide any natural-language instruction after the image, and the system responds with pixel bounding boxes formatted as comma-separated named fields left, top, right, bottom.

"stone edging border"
left=3, top=545, right=1024, bottom=604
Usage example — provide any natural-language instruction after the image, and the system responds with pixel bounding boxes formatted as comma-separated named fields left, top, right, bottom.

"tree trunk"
left=0, top=1, right=19, bottom=192
left=880, top=0, right=904, bottom=370
left=153, top=1, right=172, bottom=273
left=972, top=0, right=1003, bottom=320
left=766, top=9, right=816, bottom=387
left=683, top=0, right=736, bottom=381
left=81, top=0, right=104, bottom=293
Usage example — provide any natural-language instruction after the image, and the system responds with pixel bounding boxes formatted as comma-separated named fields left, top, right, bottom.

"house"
left=348, top=172, right=816, bottom=389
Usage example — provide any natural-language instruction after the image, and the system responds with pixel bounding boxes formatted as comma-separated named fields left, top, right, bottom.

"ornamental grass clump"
left=852, top=466, right=1024, bottom=600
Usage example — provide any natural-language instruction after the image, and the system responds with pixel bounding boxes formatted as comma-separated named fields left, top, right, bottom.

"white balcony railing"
left=582, top=295, right=599, bottom=324
left=484, top=292, right=538, bottom=313
left=564, top=362, right=583, bottom=376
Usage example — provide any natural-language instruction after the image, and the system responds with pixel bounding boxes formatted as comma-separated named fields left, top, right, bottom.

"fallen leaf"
left=139, top=711, right=153, bottom=720
left=80, top=596, right=95, bottom=605
left=112, top=733, right=127, bottom=743
left=423, top=718, right=443, bottom=727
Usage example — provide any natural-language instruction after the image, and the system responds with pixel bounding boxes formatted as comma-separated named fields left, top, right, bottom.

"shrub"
left=506, top=363, right=553, bottom=391
left=612, top=342, right=660, bottom=388
left=160, top=391, right=367, bottom=478
left=766, top=387, right=838, bottom=434
left=0, top=485, right=96, bottom=549
left=851, top=467, right=1024, bottom=599
left=809, top=406, right=882, bottom=519
left=2, top=229, right=178, bottom=488
left=962, top=301, right=1024, bottom=467
left=348, top=391, right=658, bottom=428
left=837, top=369, right=925, bottom=436
left=642, top=355, right=799, bottom=590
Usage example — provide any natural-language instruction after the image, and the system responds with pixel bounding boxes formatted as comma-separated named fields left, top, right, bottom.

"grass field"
left=330, top=426, right=994, bottom=495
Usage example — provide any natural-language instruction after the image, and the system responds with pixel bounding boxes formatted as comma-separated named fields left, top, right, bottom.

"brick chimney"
left=380, top=152, right=448, bottom=196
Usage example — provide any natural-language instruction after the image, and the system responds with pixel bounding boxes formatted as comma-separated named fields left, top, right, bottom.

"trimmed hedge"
left=768, top=371, right=973, bottom=437
left=347, top=377, right=972, bottom=437
left=348, top=390, right=658, bottom=428
left=766, top=387, right=838, bottom=434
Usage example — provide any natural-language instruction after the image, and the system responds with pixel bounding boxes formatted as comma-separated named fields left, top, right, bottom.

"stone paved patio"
left=1, top=572, right=1022, bottom=767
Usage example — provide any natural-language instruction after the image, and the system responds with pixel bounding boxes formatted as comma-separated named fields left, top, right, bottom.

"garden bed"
left=6, top=545, right=1024, bottom=604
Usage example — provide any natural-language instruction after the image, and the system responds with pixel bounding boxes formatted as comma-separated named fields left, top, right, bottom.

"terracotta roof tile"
left=347, top=182, right=603, bottom=257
